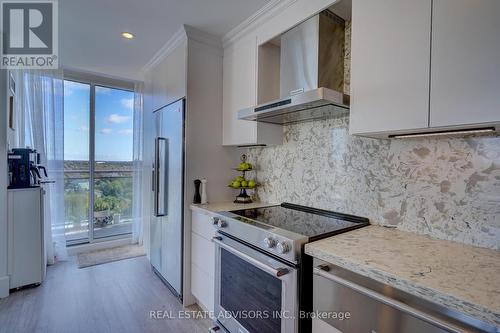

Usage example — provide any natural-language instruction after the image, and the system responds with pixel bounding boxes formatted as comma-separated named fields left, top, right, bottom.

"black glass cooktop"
left=230, top=203, right=369, bottom=240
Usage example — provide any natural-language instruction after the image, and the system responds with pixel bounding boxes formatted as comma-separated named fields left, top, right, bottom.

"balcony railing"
left=64, top=168, right=133, bottom=242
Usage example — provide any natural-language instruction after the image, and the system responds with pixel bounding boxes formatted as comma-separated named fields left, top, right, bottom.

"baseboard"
left=66, top=237, right=132, bottom=256
left=0, top=275, right=9, bottom=298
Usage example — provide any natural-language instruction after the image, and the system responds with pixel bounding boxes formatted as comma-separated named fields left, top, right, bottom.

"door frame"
left=63, top=72, right=135, bottom=246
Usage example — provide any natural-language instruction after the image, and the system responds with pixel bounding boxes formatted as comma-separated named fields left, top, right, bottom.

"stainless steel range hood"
left=238, top=10, right=349, bottom=125
left=238, top=88, right=349, bottom=124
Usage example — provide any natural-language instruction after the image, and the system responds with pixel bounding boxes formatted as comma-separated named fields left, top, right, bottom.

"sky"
left=63, top=80, right=134, bottom=162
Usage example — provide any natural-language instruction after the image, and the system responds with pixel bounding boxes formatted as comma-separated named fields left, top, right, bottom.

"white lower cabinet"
left=191, top=210, right=216, bottom=312
left=191, top=264, right=215, bottom=313
left=8, top=188, right=46, bottom=289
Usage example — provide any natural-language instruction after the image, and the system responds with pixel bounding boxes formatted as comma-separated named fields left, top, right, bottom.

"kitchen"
left=0, top=0, right=499, bottom=332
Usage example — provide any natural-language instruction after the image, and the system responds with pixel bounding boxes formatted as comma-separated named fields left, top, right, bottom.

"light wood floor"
left=0, top=256, right=211, bottom=333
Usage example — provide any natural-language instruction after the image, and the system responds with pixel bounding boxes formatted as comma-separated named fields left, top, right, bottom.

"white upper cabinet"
left=350, top=0, right=432, bottom=136
left=350, top=0, right=500, bottom=137
left=223, top=36, right=258, bottom=145
left=430, top=0, right=500, bottom=127
left=221, top=0, right=339, bottom=146
left=222, top=36, right=282, bottom=146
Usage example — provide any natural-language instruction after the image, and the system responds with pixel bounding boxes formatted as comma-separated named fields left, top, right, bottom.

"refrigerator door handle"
left=154, top=137, right=168, bottom=217
left=151, top=165, right=155, bottom=192
left=153, top=138, right=158, bottom=216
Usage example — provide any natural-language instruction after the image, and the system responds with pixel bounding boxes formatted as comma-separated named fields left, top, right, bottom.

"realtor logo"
left=1, top=0, right=58, bottom=69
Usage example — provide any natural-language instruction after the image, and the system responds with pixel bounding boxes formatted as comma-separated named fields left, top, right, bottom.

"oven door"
left=213, top=233, right=298, bottom=333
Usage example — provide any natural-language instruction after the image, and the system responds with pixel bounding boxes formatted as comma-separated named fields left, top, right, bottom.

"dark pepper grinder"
left=193, top=179, right=202, bottom=204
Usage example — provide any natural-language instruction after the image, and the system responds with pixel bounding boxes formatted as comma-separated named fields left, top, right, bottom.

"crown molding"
left=141, top=25, right=223, bottom=74
left=184, top=25, right=222, bottom=50
left=142, top=0, right=298, bottom=73
left=222, top=0, right=298, bottom=48
left=141, top=27, right=187, bottom=74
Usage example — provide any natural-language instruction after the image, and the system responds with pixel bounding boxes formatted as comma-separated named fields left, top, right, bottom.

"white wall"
left=141, top=71, right=153, bottom=260
left=185, top=38, right=241, bottom=205
left=0, top=69, right=9, bottom=297
left=183, top=34, right=242, bottom=306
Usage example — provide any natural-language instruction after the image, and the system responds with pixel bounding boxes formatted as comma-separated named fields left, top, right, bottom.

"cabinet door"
left=222, top=36, right=283, bottom=146
left=430, top=0, right=500, bottom=127
left=191, top=211, right=216, bottom=311
left=350, top=0, right=432, bottom=135
left=222, top=36, right=258, bottom=145
left=8, top=189, right=43, bottom=288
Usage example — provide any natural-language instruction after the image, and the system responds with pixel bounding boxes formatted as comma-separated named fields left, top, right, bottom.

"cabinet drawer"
left=191, top=232, right=215, bottom=279
left=192, top=211, right=216, bottom=239
left=191, top=264, right=215, bottom=312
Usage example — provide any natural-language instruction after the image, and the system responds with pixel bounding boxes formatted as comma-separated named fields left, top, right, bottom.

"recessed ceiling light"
left=121, top=32, right=134, bottom=39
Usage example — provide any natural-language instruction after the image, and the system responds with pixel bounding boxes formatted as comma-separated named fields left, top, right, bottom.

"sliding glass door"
left=93, top=86, right=134, bottom=240
left=64, top=80, right=134, bottom=245
left=63, top=81, right=91, bottom=244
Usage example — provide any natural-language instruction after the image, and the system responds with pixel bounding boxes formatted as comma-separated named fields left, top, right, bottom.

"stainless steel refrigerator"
left=150, top=99, right=184, bottom=298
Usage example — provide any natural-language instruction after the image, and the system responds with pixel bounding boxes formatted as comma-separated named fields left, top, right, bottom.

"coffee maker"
left=8, top=148, right=48, bottom=189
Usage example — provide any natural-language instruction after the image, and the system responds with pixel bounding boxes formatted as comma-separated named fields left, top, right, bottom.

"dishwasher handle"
left=313, top=265, right=464, bottom=333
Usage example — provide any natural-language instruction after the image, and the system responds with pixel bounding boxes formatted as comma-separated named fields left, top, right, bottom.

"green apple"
left=235, top=176, right=245, bottom=182
left=244, top=162, right=252, bottom=170
left=231, top=180, right=241, bottom=188
left=248, top=180, right=256, bottom=188
left=241, top=180, right=248, bottom=187
left=238, top=162, right=247, bottom=170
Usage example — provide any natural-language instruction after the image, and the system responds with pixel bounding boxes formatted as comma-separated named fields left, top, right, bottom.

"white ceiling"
left=59, top=0, right=271, bottom=81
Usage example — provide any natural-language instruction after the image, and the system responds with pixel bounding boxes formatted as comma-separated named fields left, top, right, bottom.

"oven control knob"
left=276, top=241, right=290, bottom=254
left=264, top=237, right=276, bottom=248
left=211, top=217, right=220, bottom=225
left=217, top=219, right=227, bottom=228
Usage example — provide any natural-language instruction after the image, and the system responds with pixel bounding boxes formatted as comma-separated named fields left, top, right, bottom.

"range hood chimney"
left=238, top=10, right=349, bottom=125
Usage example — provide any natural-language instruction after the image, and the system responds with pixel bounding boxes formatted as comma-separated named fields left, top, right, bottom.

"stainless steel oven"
left=208, top=204, right=369, bottom=333
left=212, top=233, right=299, bottom=333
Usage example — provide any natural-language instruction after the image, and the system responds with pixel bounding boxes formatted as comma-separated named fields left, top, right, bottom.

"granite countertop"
left=190, top=201, right=277, bottom=214
left=305, top=225, right=500, bottom=328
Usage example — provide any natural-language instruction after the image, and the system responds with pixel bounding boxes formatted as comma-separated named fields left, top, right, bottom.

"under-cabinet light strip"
left=390, top=127, right=495, bottom=139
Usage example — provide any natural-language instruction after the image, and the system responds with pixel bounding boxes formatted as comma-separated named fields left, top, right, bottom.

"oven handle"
left=313, top=265, right=463, bottom=333
left=212, top=237, right=290, bottom=278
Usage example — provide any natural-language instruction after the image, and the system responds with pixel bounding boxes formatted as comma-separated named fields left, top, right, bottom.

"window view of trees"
left=94, top=178, right=132, bottom=216
left=63, top=161, right=133, bottom=241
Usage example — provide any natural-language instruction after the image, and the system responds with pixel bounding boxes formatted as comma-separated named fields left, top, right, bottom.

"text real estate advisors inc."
left=149, top=310, right=352, bottom=321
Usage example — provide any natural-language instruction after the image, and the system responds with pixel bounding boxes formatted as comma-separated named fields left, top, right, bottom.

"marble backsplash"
left=246, top=116, right=500, bottom=250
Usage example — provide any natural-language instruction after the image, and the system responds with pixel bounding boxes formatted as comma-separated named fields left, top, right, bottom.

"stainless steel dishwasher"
left=312, top=259, right=497, bottom=333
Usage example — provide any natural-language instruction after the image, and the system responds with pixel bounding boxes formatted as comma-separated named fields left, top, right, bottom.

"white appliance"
left=150, top=99, right=185, bottom=298
left=7, top=187, right=46, bottom=289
